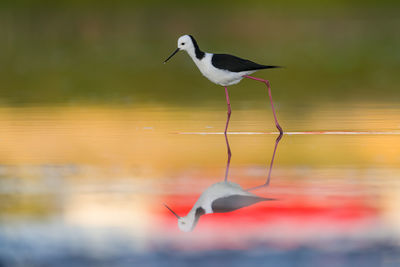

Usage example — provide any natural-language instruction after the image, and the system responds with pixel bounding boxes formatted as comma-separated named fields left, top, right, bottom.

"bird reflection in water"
left=165, top=130, right=283, bottom=232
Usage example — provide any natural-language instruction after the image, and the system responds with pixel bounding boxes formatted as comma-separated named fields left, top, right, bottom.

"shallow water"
left=1, top=103, right=400, bottom=266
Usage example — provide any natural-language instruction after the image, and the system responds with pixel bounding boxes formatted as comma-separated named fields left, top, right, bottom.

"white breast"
left=193, top=181, right=256, bottom=214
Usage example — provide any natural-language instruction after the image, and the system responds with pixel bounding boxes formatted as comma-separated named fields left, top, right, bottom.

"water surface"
left=1, top=103, right=400, bottom=266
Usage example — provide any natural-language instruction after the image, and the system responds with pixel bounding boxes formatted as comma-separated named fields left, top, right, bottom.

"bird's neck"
left=184, top=209, right=196, bottom=223
left=183, top=206, right=205, bottom=230
left=186, top=45, right=205, bottom=62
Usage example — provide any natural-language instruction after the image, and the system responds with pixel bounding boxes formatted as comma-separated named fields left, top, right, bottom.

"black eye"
left=181, top=42, right=185, bottom=45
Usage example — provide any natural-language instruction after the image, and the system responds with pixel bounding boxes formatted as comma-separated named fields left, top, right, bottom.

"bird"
left=164, top=124, right=283, bottom=232
left=164, top=34, right=283, bottom=134
left=164, top=181, right=275, bottom=232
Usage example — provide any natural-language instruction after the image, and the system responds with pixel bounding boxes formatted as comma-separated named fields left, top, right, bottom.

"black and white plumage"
left=162, top=115, right=284, bottom=232
left=211, top=54, right=279, bottom=73
left=164, top=181, right=275, bottom=232
left=164, top=35, right=280, bottom=86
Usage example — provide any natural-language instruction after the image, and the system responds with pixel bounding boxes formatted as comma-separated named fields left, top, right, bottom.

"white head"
left=176, top=35, right=194, bottom=52
left=164, top=203, right=197, bottom=232
left=178, top=216, right=194, bottom=232
left=164, top=35, right=199, bottom=63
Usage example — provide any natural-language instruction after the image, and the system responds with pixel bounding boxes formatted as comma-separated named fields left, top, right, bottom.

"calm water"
left=1, top=2, right=400, bottom=265
left=1, top=103, right=400, bottom=266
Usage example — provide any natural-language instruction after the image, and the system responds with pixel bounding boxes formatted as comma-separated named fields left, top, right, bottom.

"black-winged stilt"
left=164, top=34, right=283, bottom=134
left=164, top=127, right=283, bottom=232
left=164, top=182, right=275, bottom=232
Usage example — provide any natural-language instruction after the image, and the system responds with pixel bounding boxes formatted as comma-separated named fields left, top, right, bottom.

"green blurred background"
left=0, top=0, right=399, bottom=106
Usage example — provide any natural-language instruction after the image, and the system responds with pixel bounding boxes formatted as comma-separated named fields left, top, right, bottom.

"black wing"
left=211, top=54, right=281, bottom=73
left=211, top=195, right=275, bottom=213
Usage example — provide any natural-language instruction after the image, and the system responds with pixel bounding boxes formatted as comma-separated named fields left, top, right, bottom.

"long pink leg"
left=246, top=132, right=283, bottom=191
left=224, top=130, right=232, bottom=182
left=224, top=86, right=232, bottom=134
left=242, top=75, right=283, bottom=134
left=223, top=86, right=232, bottom=181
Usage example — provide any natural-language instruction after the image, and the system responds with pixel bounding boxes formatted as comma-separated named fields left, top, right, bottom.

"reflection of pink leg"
left=224, top=86, right=232, bottom=134
left=224, top=131, right=231, bottom=182
left=243, top=75, right=283, bottom=134
left=224, top=86, right=232, bottom=181
left=246, top=132, right=283, bottom=191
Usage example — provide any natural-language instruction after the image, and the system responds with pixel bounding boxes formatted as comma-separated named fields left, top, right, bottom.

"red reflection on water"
left=160, top=182, right=379, bottom=234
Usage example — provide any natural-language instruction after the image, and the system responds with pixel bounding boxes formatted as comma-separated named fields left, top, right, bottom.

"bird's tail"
left=260, top=65, right=283, bottom=69
left=262, top=197, right=278, bottom=201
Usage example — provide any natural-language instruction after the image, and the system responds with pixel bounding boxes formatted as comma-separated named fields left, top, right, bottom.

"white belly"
left=194, top=53, right=255, bottom=86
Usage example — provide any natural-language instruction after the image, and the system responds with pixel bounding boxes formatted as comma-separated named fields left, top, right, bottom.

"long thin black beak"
left=164, top=203, right=181, bottom=219
left=164, top=48, right=180, bottom=63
